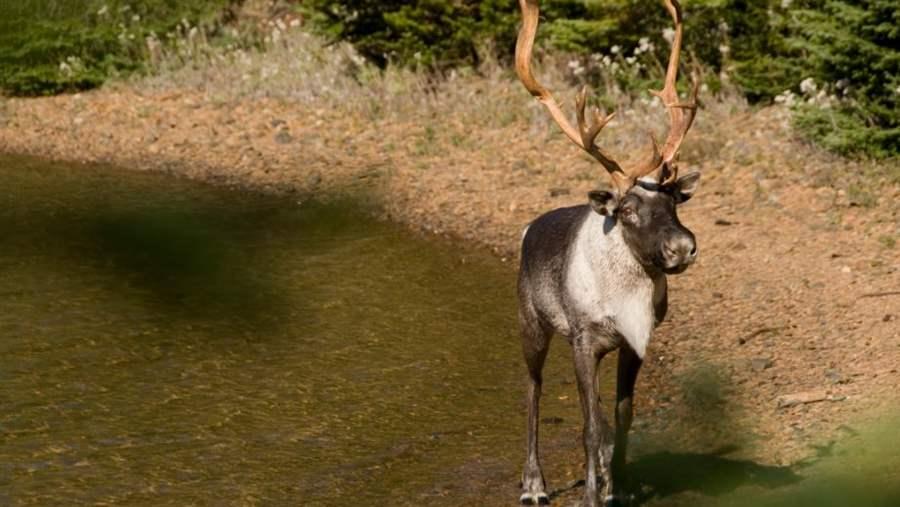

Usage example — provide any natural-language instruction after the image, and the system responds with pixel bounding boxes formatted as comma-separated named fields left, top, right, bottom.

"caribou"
left=514, top=0, right=701, bottom=505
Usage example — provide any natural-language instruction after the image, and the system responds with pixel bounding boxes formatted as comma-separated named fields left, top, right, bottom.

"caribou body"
left=513, top=1, right=702, bottom=505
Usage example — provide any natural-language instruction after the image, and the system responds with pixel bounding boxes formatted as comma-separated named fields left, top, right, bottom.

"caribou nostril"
left=689, top=245, right=698, bottom=257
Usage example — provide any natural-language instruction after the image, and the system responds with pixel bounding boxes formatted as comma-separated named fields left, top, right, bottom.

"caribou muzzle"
left=662, top=230, right=697, bottom=274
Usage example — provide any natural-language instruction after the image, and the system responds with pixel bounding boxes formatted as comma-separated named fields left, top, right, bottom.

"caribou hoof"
left=519, top=491, right=550, bottom=505
left=603, top=493, right=633, bottom=507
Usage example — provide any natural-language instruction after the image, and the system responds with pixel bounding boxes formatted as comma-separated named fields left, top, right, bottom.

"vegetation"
left=0, top=0, right=233, bottom=95
left=301, top=0, right=899, bottom=159
left=0, top=0, right=897, bottom=158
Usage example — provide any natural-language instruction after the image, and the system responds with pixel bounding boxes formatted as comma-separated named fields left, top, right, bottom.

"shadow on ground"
left=546, top=445, right=800, bottom=506
left=627, top=445, right=801, bottom=504
left=0, top=154, right=381, bottom=332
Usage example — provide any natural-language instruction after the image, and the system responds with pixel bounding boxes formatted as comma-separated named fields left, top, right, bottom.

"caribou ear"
left=588, top=190, right=619, bottom=216
left=674, top=172, right=701, bottom=203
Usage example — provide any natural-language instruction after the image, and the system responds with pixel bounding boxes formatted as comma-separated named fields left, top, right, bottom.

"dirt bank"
left=1, top=86, right=898, bottom=473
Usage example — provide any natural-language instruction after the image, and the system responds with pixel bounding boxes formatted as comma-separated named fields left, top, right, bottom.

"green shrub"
left=302, top=0, right=898, bottom=158
left=0, top=0, right=233, bottom=96
left=788, top=1, right=898, bottom=158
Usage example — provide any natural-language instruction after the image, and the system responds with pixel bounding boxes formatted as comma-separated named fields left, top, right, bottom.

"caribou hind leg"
left=519, top=307, right=552, bottom=505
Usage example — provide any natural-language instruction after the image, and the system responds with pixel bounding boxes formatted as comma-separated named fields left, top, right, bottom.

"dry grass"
left=131, top=20, right=729, bottom=149
left=128, top=20, right=898, bottom=211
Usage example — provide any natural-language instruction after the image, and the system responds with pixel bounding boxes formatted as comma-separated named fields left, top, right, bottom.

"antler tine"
left=641, top=0, right=699, bottom=185
left=575, top=87, right=614, bottom=148
left=515, top=0, right=627, bottom=189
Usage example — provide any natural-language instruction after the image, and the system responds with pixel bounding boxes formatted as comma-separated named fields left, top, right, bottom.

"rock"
left=825, top=369, right=847, bottom=385
left=549, top=187, right=570, bottom=197
left=776, top=390, right=843, bottom=408
left=306, top=173, right=322, bottom=187
left=275, top=130, right=293, bottom=144
left=750, top=357, right=773, bottom=371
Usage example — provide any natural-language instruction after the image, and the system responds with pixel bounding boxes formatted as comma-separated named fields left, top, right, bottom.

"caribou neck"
left=566, top=211, right=665, bottom=358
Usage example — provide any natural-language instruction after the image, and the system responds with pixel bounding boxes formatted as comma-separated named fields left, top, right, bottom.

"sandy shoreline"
left=2, top=86, right=899, bottom=468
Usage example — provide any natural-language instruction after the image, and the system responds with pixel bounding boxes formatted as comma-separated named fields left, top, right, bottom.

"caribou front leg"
left=573, top=336, right=613, bottom=507
left=609, top=345, right=643, bottom=504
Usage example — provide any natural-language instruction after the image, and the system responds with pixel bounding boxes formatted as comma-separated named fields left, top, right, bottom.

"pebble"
left=275, top=130, right=293, bottom=144
left=751, top=357, right=773, bottom=371
left=776, top=390, right=827, bottom=408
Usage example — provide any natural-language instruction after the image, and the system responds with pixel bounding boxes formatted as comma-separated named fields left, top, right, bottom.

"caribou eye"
left=620, top=207, right=636, bottom=222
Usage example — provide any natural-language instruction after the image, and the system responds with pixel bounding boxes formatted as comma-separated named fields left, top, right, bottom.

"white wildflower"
left=638, top=37, right=653, bottom=54
left=289, top=18, right=301, bottom=28
left=132, top=14, right=140, bottom=22
left=718, top=21, right=729, bottom=33
left=799, top=77, right=817, bottom=95
left=774, top=89, right=796, bottom=106
left=97, top=5, right=108, bottom=16
left=894, top=85, right=900, bottom=95
left=662, top=28, right=675, bottom=44
left=602, top=55, right=612, bottom=67
left=59, top=61, right=72, bottom=77
left=781, top=0, right=792, bottom=8
left=610, top=45, right=621, bottom=55
left=625, top=56, right=637, bottom=65
left=719, top=44, right=730, bottom=55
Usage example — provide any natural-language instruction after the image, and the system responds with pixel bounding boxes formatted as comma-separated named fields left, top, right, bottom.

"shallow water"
left=0, top=154, right=593, bottom=506
left=3, top=154, right=897, bottom=507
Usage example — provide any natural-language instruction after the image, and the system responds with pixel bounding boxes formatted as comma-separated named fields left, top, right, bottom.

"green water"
left=0, top=154, right=591, bottom=506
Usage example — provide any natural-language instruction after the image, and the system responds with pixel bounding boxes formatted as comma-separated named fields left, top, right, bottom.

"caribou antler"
left=515, top=0, right=631, bottom=193
left=515, top=0, right=699, bottom=192
left=643, top=0, right=700, bottom=185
